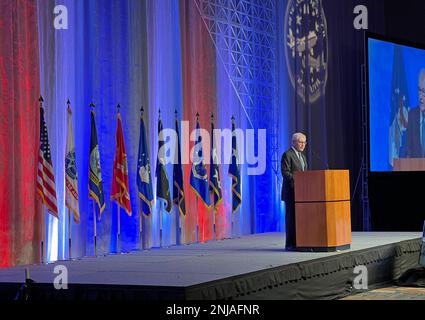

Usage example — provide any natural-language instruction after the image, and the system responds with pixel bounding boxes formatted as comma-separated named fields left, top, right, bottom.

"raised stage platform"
left=0, top=232, right=422, bottom=300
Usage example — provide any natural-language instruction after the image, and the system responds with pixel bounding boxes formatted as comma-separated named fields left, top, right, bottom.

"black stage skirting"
left=0, top=232, right=421, bottom=300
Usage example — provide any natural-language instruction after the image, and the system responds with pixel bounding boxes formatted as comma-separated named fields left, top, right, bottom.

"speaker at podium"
left=294, top=170, right=352, bottom=252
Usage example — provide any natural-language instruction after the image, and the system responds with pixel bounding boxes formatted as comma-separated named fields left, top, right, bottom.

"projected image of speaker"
left=367, top=34, right=425, bottom=172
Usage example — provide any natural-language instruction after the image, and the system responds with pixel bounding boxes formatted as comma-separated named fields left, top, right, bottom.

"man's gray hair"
left=292, top=132, right=306, bottom=142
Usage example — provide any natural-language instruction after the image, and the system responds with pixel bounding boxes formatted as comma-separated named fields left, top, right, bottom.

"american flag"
left=37, top=103, right=58, bottom=218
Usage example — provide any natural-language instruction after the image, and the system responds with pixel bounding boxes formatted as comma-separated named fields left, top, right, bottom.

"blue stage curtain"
left=146, top=0, right=183, bottom=247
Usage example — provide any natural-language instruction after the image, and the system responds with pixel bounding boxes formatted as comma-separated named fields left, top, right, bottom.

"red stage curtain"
left=0, top=0, right=41, bottom=267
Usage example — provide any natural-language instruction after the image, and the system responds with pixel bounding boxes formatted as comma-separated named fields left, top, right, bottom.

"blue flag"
left=190, top=114, right=211, bottom=208
left=156, top=115, right=171, bottom=212
left=209, top=115, right=222, bottom=209
left=389, top=45, right=409, bottom=166
left=137, top=109, right=154, bottom=216
left=228, top=117, right=241, bottom=213
left=173, top=112, right=186, bottom=216
left=89, top=108, right=106, bottom=215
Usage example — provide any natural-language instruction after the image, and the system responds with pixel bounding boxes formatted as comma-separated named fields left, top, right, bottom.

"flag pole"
left=41, top=208, right=45, bottom=264
left=179, top=207, right=183, bottom=245
left=157, top=108, right=163, bottom=248
left=139, top=210, right=143, bottom=250
left=90, top=102, right=99, bottom=257
left=179, top=197, right=184, bottom=245
left=115, top=103, right=122, bottom=254
left=117, top=204, right=121, bottom=253
left=211, top=113, right=217, bottom=242
left=178, top=196, right=182, bottom=246
left=139, top=107, right=144, bottom=251
left=39, top=96, right=45, bottom=264
left=196, top=196, right=199, bottom=243
left=68, top=207, right=72, bottom=260
left=202, top=200, right=205, bottom=243
left=231, top=207, right=234, bottom=239
left=93, top=201, right=97, bottom=257
left=213, top=201, right=216, bottom=242
left=159, top=201, right=163, bottom=247
left=175, top=109, right=183, bottom=246
left=176, top=196, right=180, bottom=246
left=66, top=99, right=72, bottom=260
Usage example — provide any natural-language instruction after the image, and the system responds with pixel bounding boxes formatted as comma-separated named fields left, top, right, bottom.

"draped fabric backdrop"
left=0, top=0, right=41, bottom=267
left=1, top=0, right=284, bottom=266
left=2, top=0, right=402, bottom=267
left=37, top=0, right=152, bottom=259
left=147, top=0, right=182, bottom=246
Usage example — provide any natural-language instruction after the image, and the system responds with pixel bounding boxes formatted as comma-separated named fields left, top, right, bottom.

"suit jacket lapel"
left=291, top=148, right=303, bottom=171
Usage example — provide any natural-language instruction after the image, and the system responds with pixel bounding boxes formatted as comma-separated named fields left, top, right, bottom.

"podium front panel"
left=295, top=201, right=351, bottom=248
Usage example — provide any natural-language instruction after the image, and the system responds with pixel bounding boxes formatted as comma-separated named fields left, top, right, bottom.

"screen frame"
left=365, top=31, right=425, bottom=175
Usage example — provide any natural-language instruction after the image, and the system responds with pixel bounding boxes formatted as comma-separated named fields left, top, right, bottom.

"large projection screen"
left=368, top=34, right=425, bottom=172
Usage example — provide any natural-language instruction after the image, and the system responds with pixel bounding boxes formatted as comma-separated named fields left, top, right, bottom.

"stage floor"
left=0, top=232, right=421, bottom=289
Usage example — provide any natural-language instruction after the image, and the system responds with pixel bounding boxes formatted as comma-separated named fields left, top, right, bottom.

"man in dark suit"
left=406, top=69, right=425, bottom=158
left=281, top=133, right=307, bottom=250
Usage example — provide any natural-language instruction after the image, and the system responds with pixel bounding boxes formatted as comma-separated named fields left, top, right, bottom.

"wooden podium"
left=393, top=158, right=425, bottom=171
left=294, top=170, right=352, bottom=252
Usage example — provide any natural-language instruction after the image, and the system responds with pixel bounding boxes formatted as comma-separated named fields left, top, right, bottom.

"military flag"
left=228, top=116, right=241, bottom=213
left=173, top=110, right=186, bottom=216
left=137, top=108, right=154, bottom=216
left=209, top=114, right=222, bottom=209
left=190, top=113, right=211, bottom=208
left=89, top=104, right=106, bottom=216
left=65, top=100, right=80, bottom=223
left=111, top=107, right=132, bottom=215
left=156, top=112, right=171, bottom=212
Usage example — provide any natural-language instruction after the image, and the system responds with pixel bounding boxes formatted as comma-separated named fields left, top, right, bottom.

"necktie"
left=298, top=152, right=305, bottom=171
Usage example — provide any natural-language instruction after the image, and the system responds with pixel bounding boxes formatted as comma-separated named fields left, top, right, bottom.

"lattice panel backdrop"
left=194, top=0, right=280, bottom=231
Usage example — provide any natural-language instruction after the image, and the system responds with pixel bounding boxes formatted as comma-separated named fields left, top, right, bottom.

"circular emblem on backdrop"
left=284, top=0, right=328, bottom=104
left=65, top=149, right=77, bottom=179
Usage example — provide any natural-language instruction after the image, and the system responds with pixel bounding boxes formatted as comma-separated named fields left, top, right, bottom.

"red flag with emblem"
left=111, top=111, right=132, bottom=216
